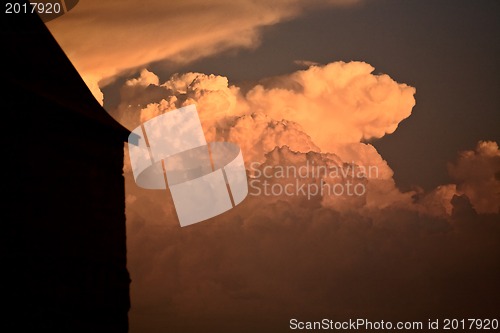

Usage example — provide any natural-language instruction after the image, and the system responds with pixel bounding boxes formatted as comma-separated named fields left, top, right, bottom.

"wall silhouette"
left=2, top=3, right=131, bottom=332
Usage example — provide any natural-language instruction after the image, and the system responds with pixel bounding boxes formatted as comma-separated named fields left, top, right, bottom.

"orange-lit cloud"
left=117, top=64, right=500, bottom=333
left=118, top=62, right=417, bottom=214
left=246, top=61, right=416, bottom=146
left=45, top=0, right=360, bottom=103
left=120, top=62, right=414, bottom=152
left=119, top=63, right=500, bottom=221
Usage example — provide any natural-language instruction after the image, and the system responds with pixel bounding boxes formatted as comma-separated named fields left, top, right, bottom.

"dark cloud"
left=125, top=172, right=500, bottom=333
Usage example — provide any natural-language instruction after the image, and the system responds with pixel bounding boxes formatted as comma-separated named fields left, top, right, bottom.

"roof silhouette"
left=2, top=0, right=129, bottom=140
left=3, top=2, right=131, bottom=332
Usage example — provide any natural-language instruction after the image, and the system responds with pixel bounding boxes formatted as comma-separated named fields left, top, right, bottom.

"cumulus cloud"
left=448, top=141, right=500, bottom=214
left=126, top=69, right=160, bottom=87
left=116, top=62, right=417, bottom=212
left=121, top=62, right=416, bottom=149
left=246, top=62, right=416, bottom=147
left=45, top=0, right=360, bottom=102
left=117, top=63, right=500, bottom=220
left=115, top=64, right=499, bottom=333
left=116, top=62, right=415, bottom=150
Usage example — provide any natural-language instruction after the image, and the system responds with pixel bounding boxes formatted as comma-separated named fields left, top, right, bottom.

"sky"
left=46, top=1, right=499, bottom=332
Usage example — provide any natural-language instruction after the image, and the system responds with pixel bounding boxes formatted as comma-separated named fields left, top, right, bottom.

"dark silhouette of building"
left=2, top=2, right=131, bottom=332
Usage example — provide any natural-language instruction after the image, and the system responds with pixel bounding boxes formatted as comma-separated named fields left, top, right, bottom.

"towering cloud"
left=118, top=62, right=417, bottom=213
left=118, top=62, right=500, bottom=220
left=118, top=62, right=414, bottom=151
left=246, top=61, right=416, bottom=147
left=116, top=63, right=499, bottom=333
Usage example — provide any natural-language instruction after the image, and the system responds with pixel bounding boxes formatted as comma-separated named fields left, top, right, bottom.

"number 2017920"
left=5, top=2, right=62, bottom=14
